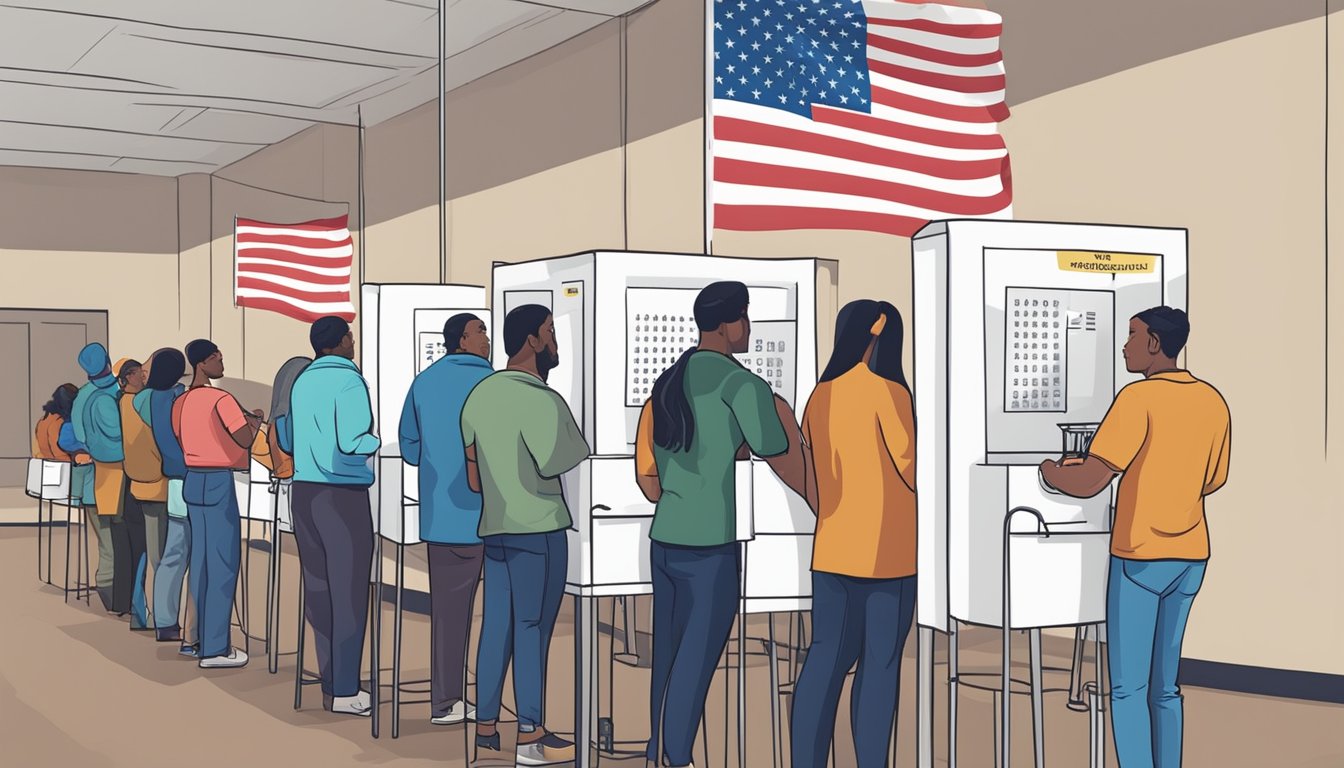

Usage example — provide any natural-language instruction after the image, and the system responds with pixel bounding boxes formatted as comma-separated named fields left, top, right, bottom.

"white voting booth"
left=359, top=282, right=488, bottom=738
left=492, top=251, right=836, bottom=768
left=911, top=220, right=1188, bottom=768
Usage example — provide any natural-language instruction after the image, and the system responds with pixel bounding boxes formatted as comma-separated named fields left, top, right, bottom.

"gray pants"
left=427, top=542, right=484, bottom=716
left=291, top=482, right=375, bottom=698
left=139, top=500, right=168, bottom=622
left=88, top=510, right=115, bottom=591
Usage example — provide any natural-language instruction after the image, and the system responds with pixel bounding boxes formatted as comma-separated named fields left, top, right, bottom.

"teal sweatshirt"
left=289, top=355, right=380, bottom=486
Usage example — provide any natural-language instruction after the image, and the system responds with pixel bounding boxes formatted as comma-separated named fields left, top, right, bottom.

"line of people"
left=32, top=282, right=1228, bottom=768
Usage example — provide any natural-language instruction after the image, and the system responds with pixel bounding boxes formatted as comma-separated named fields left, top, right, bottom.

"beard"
left=536, top=347, right=560, bottom=382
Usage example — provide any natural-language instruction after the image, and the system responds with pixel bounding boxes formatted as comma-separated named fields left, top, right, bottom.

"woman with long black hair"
left=791, top=299, right=917, bottom=768
left=634, top=280, right=806, bottom=768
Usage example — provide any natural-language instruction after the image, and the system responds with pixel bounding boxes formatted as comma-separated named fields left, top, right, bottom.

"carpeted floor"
left=2, top=519, right=1341, bottom=767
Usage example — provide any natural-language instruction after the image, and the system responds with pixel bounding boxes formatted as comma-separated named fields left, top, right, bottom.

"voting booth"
left=911, top=220, right=1188, bottom=768
left=492, top=250, right=837, bottom=767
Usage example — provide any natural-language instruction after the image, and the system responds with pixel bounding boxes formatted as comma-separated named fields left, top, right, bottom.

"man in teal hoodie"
left=288, top=316, right=380, bottom=717
left=71, top=342, right=133, bottom=614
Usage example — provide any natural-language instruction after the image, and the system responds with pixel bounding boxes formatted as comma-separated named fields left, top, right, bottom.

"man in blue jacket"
left=288, top=316, right=380, bottom=717
left=399, top=313, right=494, bottom=725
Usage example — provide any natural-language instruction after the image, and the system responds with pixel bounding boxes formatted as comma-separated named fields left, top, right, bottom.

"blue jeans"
left=475, top=530, right=567, bottom=728
left=1107, top=556, right=1207, bottom=768
left=647, top=541, right=741, bottom=767
left=154, top=514, right=196, bottom=643
left=791, top=572, right=916, bottom=768
left=184, top=470, right=242, bottom=660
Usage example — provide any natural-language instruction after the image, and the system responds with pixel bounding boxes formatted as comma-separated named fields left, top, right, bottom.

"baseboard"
left=1179, top=659, right=1344, bottom=704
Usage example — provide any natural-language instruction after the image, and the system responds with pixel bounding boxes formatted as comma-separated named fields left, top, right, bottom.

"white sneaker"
left=332, top=690, right=373, bottom=717
left=516, top=732, right=575, bottom=766
left=431, top=700, right=477, bottom=725
left=198, top=647, right=248, bottom=669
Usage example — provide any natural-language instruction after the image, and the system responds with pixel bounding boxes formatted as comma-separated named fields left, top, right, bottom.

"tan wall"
left=0, top=167, right=185, bottom=361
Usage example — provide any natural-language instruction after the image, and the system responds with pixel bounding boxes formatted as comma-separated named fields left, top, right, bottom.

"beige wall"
left=2, top=3, right=1339, bottom=675
left=0, top=167, right=184, bottom=361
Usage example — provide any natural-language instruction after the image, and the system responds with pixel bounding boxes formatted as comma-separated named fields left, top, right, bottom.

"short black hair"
left=503, top=305, right=552, bottom=357
left=310, top=316, right=351, bottom=355
left=443, top=313, right=482, bottom=353
left=185, top=339, right=219, bottom=369
left=146, top=349, right=187, bottom=391
left=117, top=359, right=143, bottom=385
left=1133, top=306, right=1190, bottom=358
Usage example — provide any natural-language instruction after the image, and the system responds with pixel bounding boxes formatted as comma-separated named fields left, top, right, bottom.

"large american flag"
left=234, top=215, right=357, bottom=323
left=710, top=0, right=1012, bottom=237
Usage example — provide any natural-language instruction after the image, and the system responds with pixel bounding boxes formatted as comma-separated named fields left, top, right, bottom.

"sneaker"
left=331, top=690, right=372, bottom=717
left=198, top=647, right=248, bottom=669
left=431, top=700, right=477, bottom=725
left=516, top=732, right=575, bottom=766
left=156, top=626, right=183, bottom=643
left=179, top=643, right=200, bottom=658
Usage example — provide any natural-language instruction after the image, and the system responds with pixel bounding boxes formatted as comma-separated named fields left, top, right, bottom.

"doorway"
left=0, top=309, right=109, bottom=486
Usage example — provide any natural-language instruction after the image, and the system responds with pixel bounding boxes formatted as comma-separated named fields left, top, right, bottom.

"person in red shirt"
left=172, top=339, right=263, bottom=669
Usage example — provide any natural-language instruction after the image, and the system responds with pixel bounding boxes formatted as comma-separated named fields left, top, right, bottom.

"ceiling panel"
left=0, top=0, right=654, bottom=176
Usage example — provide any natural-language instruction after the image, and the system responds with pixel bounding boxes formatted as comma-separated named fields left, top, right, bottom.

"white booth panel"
left=915, top=220, right=1187, bottom=633
left=28, top=459, right=71, bottom=501
left=750, top=461, right=814, bottom=535
left=742, top=533, right=813, bottom=608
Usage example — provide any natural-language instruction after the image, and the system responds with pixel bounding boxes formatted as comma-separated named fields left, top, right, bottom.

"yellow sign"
left=564, top=286, right=580, bottom=297
left=1056, top=251, right=1157, bottom=275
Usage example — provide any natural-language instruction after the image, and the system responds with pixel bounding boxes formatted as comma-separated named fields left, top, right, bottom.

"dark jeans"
left=791, top=572, right=917, bottom=768
left=428, top=542, right=485, bottom=716
left=184, top=469, right=242, bottom=660
left=476, top=530, right=567, bottom=728
left=291, top=481, right=375, bottom=698
left=647, top=541, right=741, bottom=767
left=113, top=486, right=149, bottom=626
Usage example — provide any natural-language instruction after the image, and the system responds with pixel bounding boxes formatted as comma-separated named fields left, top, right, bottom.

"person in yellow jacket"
left=108, top=358, right=155, bottom=630
left=791, top=300, right=918, bottom=768
left=119, top=357, right=170, bottom=632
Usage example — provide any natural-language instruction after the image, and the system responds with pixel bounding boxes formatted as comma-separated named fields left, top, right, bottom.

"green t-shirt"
left=461, top=370, right=590, bottom=537
left=650, top=351, right=788, bottom=547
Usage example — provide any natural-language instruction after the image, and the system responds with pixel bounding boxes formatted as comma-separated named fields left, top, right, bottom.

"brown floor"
left=2, top=518, right=1342, bottom=767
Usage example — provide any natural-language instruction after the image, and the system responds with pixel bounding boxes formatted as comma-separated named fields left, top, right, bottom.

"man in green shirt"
left=632, top=281, right=806, bottom=768
left=461, top=304, right=589, bottom=767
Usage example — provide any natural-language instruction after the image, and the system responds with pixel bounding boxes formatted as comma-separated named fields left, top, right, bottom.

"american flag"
left=234, top=215, right=357, bottom=323
left=710, top=0, right=1012, bottom=237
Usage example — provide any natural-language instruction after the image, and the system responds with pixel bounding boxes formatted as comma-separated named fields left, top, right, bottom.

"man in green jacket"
left=462, top=305, right=589, bottom=766
left=287, top=316, right=380, bottom=717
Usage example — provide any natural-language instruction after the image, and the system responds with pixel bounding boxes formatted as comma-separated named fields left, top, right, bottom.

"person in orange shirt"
left=1041, top=306, right=1230, bottom=768
left=789, top=299, right=917, bottom=768
left=33, top=384, right=79, bottom=462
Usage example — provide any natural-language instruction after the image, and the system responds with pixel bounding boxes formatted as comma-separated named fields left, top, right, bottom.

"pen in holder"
left=1058, top=422, right=1101, bottom=466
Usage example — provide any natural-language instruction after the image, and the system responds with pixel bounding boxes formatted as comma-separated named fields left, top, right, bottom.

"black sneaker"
left=156, top=626, right=182, bottom=642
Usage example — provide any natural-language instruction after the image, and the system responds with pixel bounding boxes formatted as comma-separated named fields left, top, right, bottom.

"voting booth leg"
left=46, top=501, right=56, bottom=586
left=266, top=527, right=283, bottom=674
left=370, top=534, right=383, bottom=739
left=35, top=496, right=43, bottom=582
left=294, top=573, right=307, bottom=710
left=767, top=617, right=781, bottom=768
left=737, top=605, right=747, bottom=768
left=391, top=541, right=404, bottom=739
left=241, top=520, right=252, bottom=656
left=1067, top=627, right=1089, bottom=711
left=574, top=594, right=597, bottom=768
left=948, top=621, right=959, bottom=768
left=917, top=625, right=936, bottom=768
left=1029, top=629, right=1045, bottom=768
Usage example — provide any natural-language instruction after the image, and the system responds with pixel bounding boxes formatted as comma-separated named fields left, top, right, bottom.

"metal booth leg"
left=917, top=625, right=935, bottom=768
left=949, top=620, right=959, bottom=768
left=392, top=541, right=404, bottom=739
left=1029, top=628, right=1045, bottom=768
left=1068, top=626, right=1088, bottom=711
left=294, top=571, right=307, bottom=710
left=767, top=616, right=781, bottom=768
left=267, top=523, right=283, bottom=674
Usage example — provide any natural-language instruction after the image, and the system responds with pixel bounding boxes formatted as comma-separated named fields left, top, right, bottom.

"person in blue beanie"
left=71, top=342, right=133, bottom=615
left=288, top=316, right=379, bottom=717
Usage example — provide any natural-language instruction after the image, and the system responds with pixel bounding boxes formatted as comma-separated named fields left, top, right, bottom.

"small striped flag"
left=234, top=215, right=356, bottom=324
left=710, top=0, right=1012, bottom=237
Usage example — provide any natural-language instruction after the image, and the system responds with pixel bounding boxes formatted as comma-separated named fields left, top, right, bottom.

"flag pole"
left=232, top=214, right=239, bottom=307
left=358, top=105, right=366, bottom=288
left=438, top=0, right=446, bottom=284
left=703, top=0, right=714, bottom=256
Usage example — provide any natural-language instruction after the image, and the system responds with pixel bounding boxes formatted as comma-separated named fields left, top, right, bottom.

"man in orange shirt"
left=1041, top=307, right=1230, bottom=768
